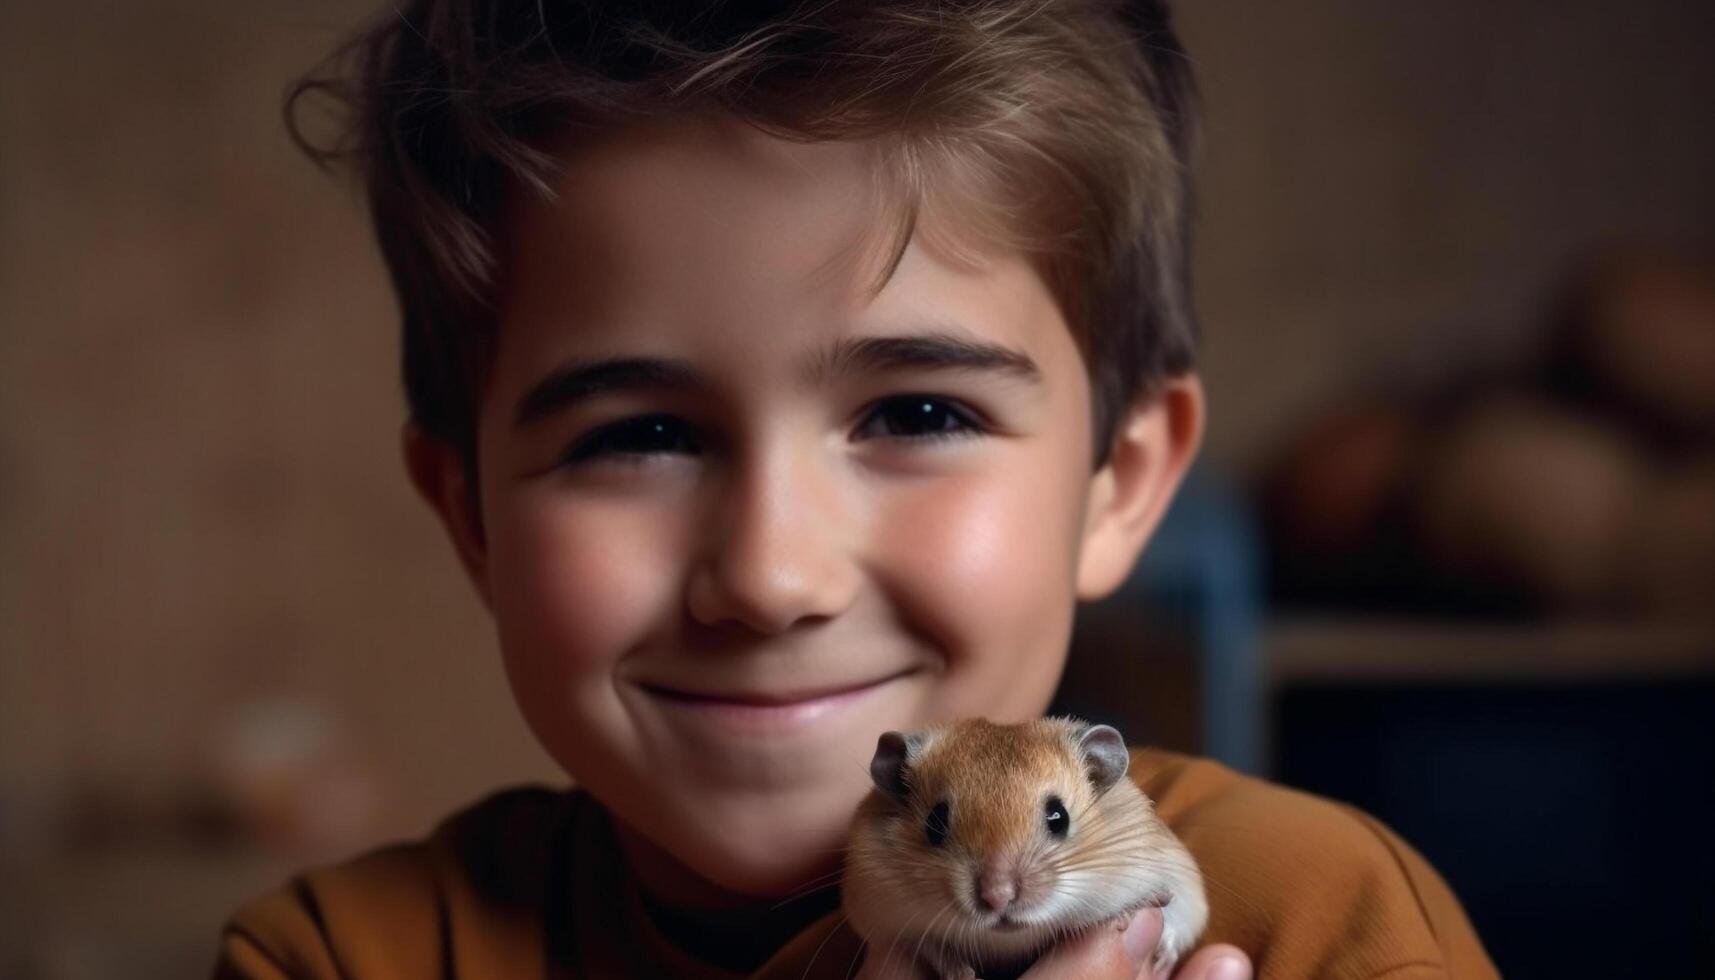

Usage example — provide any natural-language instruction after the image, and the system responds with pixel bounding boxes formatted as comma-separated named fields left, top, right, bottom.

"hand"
left=1023, top=908, right=1252, bottom=980
left=854, top=908, right=1253, bottom=980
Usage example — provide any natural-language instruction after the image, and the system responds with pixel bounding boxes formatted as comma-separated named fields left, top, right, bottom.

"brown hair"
left=287, top=0, right=1199, bottom=471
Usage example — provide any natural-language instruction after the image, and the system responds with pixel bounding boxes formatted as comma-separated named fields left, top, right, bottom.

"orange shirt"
left=212, top=750, right=1498, bottom=979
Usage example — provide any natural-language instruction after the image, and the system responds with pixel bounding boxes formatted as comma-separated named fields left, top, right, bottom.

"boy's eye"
left=561, top=414, right=699, bottom=464
left=856, top=395, right=983, bottom=442
left=556, top=397, right=980, bottom=467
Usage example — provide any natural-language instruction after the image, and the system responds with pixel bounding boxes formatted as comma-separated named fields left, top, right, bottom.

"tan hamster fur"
left=843, top=717, right=1208, bottom=980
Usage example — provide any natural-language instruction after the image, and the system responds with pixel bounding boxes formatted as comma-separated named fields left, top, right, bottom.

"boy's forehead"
left=516, top=114, right=886, bottom=300
left=490, top=114, right=1082, bottom=404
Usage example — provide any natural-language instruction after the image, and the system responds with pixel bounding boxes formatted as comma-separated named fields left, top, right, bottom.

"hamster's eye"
left=1044, top=795, right=1069, bottom=839
left=925, top=800, right=951, bottom=848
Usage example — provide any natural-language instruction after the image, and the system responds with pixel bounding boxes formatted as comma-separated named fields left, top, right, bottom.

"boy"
left=217, top=1, right=1496, bottom=977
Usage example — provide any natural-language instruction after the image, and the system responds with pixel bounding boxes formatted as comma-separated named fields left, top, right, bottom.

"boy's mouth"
left=642, top=669, right=914, bottom=706
left=635, top=668, right=918, bottom=734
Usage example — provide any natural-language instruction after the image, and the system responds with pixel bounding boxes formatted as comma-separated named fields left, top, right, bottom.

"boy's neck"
left=611, top=817, right=844, bottom=972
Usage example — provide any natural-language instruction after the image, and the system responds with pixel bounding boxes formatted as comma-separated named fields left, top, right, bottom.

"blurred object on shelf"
left=1262, top=407, right=1418, bottom=559
left=1622, top=460, right=1715, bottom=616
left=1414, top=395, right=1647, bottom=610
left=1549, top=246, right=1715, bottom=444
left=1269, top=616, right=1715, bottom=684
left=1, top=697, right=385, bottom=861
left=0, top=838, right=298, bottom=980
left=1262, top=242, right=1715, bottom=619
left=0, top=696, right=384, bottom=980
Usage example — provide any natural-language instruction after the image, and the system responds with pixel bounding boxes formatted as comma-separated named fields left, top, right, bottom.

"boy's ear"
left=1075, top=375, right=1204, bottom=601
left=402, top=423, right=493, bottom=610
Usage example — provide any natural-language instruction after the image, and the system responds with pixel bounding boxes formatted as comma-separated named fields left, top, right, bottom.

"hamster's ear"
left=1078, top=724, right=1130, bottom=794
left=870, top=731, right=916, bottom=802
left=403, top=422, right=493, bottom=610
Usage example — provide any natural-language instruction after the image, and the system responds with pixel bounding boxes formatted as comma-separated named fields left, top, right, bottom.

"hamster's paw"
left=1151, top=936, right=1185, bottom=977
left=1154, top=889, right=1209, bottom=975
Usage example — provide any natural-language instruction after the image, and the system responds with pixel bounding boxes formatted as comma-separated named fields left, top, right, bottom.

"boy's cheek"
left=486, top=498, right=686, bottom=674
left=872, top=470, right=1083, bottom=691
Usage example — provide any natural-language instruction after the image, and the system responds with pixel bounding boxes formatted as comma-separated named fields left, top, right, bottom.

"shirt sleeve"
left=206, top=844, right=449, bottom=980
left=1133, top=750, right=1499, bottom=980
left=210, top=880, right=351, bottom=980
left=1338, top=805, right=1498, bottom=980
left=212, top=933, right=296, bottom=980
left=206, top=786, right=566, bottom=980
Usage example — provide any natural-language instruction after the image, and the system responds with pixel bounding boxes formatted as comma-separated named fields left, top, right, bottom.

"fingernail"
left=1207, top=954, right=1248, bottom=980
left=1121, top=909, right=1157, bottom=964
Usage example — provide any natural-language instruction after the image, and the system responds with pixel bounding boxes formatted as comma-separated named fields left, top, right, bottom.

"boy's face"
left=409, top=115, right=1200, bottom=900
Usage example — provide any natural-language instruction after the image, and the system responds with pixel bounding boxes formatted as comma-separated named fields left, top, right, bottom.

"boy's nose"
left=684, top=452, right=860, bottom=634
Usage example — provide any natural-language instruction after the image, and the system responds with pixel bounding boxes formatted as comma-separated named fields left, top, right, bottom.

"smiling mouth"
left=640, top=668, right=917, bottom=707
left=635, top=668, right=918, bottom=734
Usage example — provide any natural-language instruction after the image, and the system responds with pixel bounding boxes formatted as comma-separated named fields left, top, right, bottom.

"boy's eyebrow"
left=514, top=356, right=701, bottom=428
left=814, top=332, right=1042, bottom=384
left=513, top=331, right=1041, bottom=429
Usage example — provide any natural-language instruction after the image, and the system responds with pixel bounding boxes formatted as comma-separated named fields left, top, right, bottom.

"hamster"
left=843, top=717, right=1208, bottom=980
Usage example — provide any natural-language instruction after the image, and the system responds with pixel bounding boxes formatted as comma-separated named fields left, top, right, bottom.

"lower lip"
left=643, top=675, right=904, bottom=735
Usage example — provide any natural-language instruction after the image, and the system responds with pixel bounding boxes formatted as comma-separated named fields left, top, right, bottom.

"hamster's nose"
left=976, top=867, right=1019, bottom=913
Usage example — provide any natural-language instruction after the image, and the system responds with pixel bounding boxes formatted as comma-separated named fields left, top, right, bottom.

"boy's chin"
left=628, top=783, right=867, bottom=902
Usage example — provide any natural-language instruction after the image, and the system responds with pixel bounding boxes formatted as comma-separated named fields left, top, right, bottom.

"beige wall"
left=1183, top=0, right=1715, bottom=466
left=3, top=0, right=1712, bottom=851
left=0, top=2, right=560, bottom=847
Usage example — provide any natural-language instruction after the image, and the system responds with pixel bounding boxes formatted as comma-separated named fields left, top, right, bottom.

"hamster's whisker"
left=1060, top=853, right=1267, bottom=919
left=934, top=917, right=955, bottom=973
left=843, top=930, right=867, bottom=980
left=1070, top=821, right=1157, bottom=843
left=1048, top=849, right=1171, bottom=874
left=1073, top=819, right=1159, bottom=841
left=919, top=906, right=960, bottom=974
left=1069, top=796, right=1124, bottom=824
left=878, top=899, right=946, bottom=974
left=1066, top=844, right=1160, bottom=865
left=1050, top=858, right=1193, bottom=889
left=955, top=917, right=981, bottom=967
left=1050, top=847, right=1173, bottom=868
left=770, top=869, right=848, bottom=910
left=911, top=900, right=959, bottom=973
left=875, top=901, right=937, bottom=980
left=1069, top=888, right=1112, bottom=927
left=1049, top=858, right=1183, bottom=883
left=800, top=912, right=851, bottom=980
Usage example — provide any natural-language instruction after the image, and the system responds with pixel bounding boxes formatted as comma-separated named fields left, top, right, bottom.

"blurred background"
left=2, top=1, right=1712, bottom=977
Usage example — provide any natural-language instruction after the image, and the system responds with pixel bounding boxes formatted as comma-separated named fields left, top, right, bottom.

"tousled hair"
left=287, top=0, right=1200, bottom=471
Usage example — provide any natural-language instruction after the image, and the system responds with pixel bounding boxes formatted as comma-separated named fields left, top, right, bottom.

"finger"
left=1021, top=907, right=1163, bottom=978
left=1167, top=943, right=1251, bottom=980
